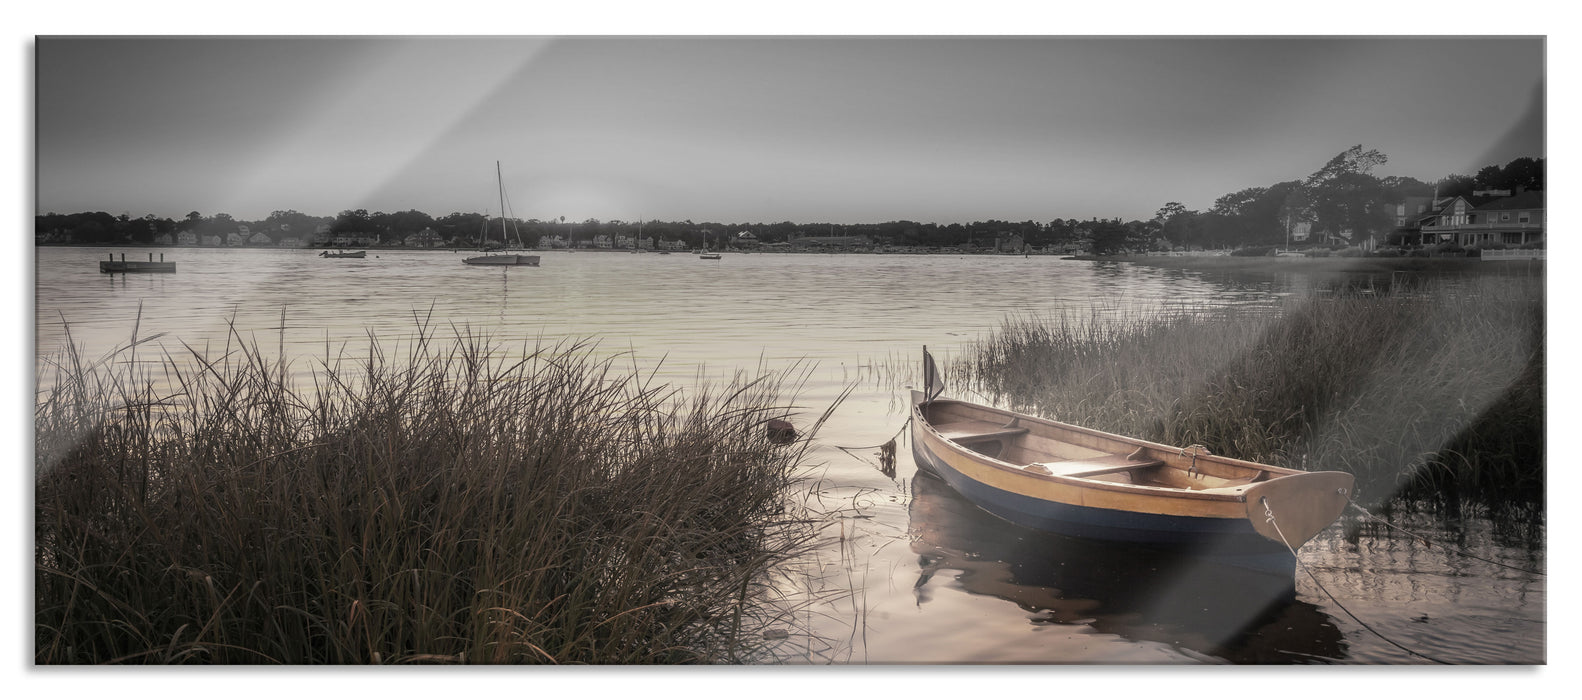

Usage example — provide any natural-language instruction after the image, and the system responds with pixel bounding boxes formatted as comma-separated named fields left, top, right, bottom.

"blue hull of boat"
left=911, top=435, right=1297, bottom=574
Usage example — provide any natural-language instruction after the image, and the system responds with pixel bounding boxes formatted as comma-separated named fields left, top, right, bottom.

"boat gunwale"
left=912, top=395, right=1306, bottom=503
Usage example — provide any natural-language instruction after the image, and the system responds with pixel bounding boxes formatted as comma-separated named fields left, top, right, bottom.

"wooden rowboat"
left=909, top=350, right=1353, bottom=574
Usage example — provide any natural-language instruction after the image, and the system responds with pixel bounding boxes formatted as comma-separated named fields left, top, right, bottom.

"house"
left=1396, top=195, right=1437, bottom=226
left=610, top=235, right=656, bottom=250
left=177, top=231, right=198, bottom=246
left=227, top=232, right=247, bottom=246
left=1288, top=220, right=1313, bottom=243
left=332, top=234, right=380, bottom=247
left=993, top=233, right=1024, bottom=253
left=1387, top=196, right=1438, bottom=246
left=247, top=231, right=273, bottom=246
left=154, top=233, right=174, bottom=245
left=404, top=228, right=445, bottom=248
left=735, top=231, right=760, bottom=248
left=202, top=234, right=223, bottom=246
left=1285, top=217, right=1361, bottom=247
left=1418, top=191, right=1545, bottom=247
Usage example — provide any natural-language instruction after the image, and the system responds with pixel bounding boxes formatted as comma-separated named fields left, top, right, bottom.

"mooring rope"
left=835, top=419, right=908, bottom=453
left=836, top=419, right=909, bottom=478
left=1261, top=497, right=1453, bottom=665
left=1346, top=501, right=1546, bottom=577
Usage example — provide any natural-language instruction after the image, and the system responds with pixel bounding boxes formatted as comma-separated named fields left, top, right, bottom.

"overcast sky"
left=35, top=35, right=1544, bottom=225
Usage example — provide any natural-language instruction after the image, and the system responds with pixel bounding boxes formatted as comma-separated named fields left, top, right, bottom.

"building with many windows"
left=404, top=228, right=445, bottom=247
left=1410, top=190, right=1544, bottom=247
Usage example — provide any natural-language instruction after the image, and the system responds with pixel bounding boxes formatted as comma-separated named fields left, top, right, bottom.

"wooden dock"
left=100, top=253, right=176, bottom=273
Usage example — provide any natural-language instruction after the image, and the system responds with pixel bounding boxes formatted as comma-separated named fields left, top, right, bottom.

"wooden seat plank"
left=1029, top=454, right=1165, bottom=477
left=933, top=420, right=1031, bottom=443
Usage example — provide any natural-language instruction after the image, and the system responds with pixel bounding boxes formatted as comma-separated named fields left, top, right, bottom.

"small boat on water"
left=699, top=251, right=721, bottom=260
left=320, top=250, right=366, bottom=258
left=464, top=161, right=540, bottom=267
left=909, top=348, right=1353, bottom=574
left=465, top=253, right=540, bottom=266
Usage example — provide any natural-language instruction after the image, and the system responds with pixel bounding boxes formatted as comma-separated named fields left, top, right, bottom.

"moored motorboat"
left=909, top=349, right=1353, bottom=574
left=320, top=250, right=366, bottom=258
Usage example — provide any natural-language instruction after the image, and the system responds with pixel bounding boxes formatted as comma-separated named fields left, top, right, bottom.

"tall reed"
left=965, top=273, right=1544, bottom=522
left=35, top=317, right=832, bottom=664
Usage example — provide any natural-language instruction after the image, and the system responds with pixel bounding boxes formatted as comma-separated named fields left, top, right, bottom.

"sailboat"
left=464, top=162, right=540, bottom=267
left=698, top=232, right=721, bottom=259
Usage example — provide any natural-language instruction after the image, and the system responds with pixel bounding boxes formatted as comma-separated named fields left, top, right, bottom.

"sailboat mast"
left=495, top=161, right=507, bottom=249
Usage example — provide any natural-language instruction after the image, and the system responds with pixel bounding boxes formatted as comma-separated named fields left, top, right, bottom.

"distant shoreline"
left=37, top=244, right=1547, bottom=273
left=1073, top=254, right=1544, bottom=274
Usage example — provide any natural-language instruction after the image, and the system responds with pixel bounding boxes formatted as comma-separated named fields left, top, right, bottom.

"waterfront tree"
left=1433, top=173, right=1477, bottom=199
left=331, top=209, right=373, bottom=235
left=1089, top=219, right=1141, bottom=255
left=1474, top=156, right=1544, bottom=192
left=1286, top=145, right=1392, bottom=245
left=1153, top=202, right=1199, bottom=248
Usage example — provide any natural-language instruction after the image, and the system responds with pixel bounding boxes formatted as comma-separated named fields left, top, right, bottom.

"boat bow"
left=1242, top=471, right=1354, bottom=549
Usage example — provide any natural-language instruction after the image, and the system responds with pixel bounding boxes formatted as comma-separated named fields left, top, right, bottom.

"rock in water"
left=766, top=419, right=797, bottom=444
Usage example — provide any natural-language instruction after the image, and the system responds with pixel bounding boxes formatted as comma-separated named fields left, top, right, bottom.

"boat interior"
left=921, top=400, right=1270, bottom=492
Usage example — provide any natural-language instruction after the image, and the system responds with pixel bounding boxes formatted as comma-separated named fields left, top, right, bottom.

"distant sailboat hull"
left=464, top=254, right=539, bottom=266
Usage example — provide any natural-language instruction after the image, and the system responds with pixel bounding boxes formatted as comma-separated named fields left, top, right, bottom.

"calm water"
left=33, top=246, right=1545, bottom=664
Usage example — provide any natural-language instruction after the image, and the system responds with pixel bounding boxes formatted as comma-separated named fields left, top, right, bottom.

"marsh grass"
left=35, top=314, right=835, bottom=664
left=964, top=273, right=1544, bottom=523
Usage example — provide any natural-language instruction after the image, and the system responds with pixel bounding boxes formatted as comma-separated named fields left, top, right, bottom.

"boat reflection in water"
left=908, top=470, right=1346, bottom=663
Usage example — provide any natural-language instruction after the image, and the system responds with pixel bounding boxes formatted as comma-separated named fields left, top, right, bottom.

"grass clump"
left=966, top=273, right=1544, bottom=522
left=35, top=317, right=830, bottom=664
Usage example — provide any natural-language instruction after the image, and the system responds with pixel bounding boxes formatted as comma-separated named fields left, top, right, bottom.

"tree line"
left=36, top=148, right=1542, bottom=252
left=1138, top=148, right=1544, bottom=255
